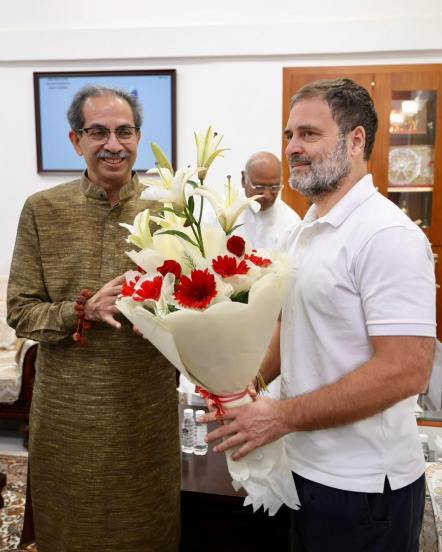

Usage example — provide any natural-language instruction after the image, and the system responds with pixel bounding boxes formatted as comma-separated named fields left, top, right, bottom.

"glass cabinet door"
left=387, top=89, right=437, bottom=228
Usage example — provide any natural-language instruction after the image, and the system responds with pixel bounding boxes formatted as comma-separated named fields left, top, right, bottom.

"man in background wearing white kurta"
left=238, top=151, right=300, bottom=251
left=206, top=78, right=436, bottom=552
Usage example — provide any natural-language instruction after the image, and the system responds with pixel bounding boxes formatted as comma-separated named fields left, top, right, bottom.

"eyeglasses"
left=76, top=125, right=140, bottom=143
left=249, top=182, right=283, bottom=193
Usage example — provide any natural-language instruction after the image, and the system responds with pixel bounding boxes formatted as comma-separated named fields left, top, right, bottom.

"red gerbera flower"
left=226, top=235, right=246, bottom=257
left=157, top=259, right=182, bottom=280
left=174, top=269, right=217, bottom=310
left=245, top=253, right=272, bottom=267
left=120, top=275, right=141, bottom=297
left=212, top=255, right=249, bottom=278
left=133, top=276, right=163, bottom=302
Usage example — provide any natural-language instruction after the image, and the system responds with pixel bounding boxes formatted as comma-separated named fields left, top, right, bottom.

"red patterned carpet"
left=0, top=454, right=35, bottom=552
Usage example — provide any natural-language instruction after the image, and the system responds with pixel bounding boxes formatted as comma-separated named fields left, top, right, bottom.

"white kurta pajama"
left=234, top=195, right=301, bottom=252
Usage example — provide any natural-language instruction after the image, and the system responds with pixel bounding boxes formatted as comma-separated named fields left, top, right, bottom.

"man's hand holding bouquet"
left=116, top=128, right=299, bottom=514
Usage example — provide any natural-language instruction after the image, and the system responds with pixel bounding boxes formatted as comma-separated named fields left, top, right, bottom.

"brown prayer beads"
left=72, top=288, right=94, bottom=345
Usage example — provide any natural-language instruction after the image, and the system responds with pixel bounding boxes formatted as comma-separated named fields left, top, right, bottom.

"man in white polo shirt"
left=206, top=78, right=436, bottom=551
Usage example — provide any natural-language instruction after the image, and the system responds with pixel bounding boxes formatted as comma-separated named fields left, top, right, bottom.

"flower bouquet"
left=116, top=128, right=300, bottom=514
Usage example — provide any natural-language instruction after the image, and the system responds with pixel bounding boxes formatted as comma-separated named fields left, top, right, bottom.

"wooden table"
left=18, top=406, right=293, bottom=550
left=179, top=407, right=292, bottom=552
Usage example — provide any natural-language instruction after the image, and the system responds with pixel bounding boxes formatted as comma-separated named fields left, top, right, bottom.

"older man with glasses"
left=240, top=151, right=301, bottom=251
left=7, top=85, right=180, bottom=552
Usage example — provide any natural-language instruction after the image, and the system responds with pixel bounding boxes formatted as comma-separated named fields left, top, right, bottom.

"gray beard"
left=288, top=135, right=351, bottom=199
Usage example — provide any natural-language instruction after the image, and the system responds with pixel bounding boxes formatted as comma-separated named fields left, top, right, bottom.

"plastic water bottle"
left=181, top=408, right=195, bottom=454
left=194, top=409, right=208, bottom=456
left=420, top=433, right=430, bottom=462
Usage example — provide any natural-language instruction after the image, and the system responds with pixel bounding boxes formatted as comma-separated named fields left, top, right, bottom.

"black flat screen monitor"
left=34, top=70, right=176, bottom=173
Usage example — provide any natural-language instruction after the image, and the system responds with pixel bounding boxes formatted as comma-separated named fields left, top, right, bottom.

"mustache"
left=288, top=155, right=311, bottom=167
left=96, top=150, right=130, bottom=160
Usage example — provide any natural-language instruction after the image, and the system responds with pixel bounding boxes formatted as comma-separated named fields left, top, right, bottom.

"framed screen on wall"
left=34, top=69, right=176, bottom=173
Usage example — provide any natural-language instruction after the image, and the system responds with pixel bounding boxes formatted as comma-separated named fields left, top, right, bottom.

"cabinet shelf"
left=388, top=187, right=433, bottom=193
left=390, top=130, right=428, bottom=136
left=390, top=134, right=433, bottom=146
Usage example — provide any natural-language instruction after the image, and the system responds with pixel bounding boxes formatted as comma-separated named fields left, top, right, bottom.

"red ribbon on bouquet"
left=195, top=386, right=250, bottom=418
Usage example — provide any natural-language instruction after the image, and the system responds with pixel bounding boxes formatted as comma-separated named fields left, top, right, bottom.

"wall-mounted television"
left=34, top=70, right=176, bottom=173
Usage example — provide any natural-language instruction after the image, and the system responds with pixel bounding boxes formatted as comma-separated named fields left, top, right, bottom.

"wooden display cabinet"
left=282, top=64, right=442, bottom=338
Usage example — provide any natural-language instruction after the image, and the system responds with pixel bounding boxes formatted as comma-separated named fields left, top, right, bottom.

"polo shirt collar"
left=81, top=171, right=140, bottom=202
left=303, top=174, right=377, bottom=228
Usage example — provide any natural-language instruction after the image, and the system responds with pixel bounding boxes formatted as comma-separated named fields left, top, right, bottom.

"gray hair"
left=67, top=84, right=143, bottom=130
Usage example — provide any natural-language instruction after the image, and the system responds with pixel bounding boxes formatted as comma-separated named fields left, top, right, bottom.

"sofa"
left=0, top=276, right=37, bottom=447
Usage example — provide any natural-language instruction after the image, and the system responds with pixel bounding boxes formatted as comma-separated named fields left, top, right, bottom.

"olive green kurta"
left=7, top=174, right=180, bottom=552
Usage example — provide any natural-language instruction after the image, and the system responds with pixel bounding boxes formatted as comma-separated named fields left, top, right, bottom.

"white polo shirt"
left=281, top=174, right=436, bottom=493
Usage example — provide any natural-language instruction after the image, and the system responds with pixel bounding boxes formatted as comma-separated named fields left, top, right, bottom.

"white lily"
left=154, top=272, right=178, bottom=317
left=211, top=273, right=234, bottom=305
left=151, top=142, right=174, bottom=173
left=119, top=209, right=153, bottom=249
left=126, top=248, right=165, bottom=274
left=126, top=231, right=199, bottom=276
left=195, top=126, right=228, bottom=181
left=193, top=178, right=262, bottom=234
left=150, top=203, right=186, bottom=230
left=141, top=167, right=196, bottom=211
left=220, top=263, right=262, bottom=295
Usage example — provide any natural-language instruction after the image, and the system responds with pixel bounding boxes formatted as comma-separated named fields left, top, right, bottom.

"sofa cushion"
left=0, top=348, right=22, bottom=403
left=0, top=275, right=16, bottom=350
left=0, top=305, right=16, bottom=350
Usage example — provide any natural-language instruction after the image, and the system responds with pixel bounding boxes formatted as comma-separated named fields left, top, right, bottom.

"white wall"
left=1, top=0, right=442, bottom=274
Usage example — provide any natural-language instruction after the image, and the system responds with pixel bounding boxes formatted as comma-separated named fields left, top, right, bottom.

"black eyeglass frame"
left=76, top=125, right=141, bottom=142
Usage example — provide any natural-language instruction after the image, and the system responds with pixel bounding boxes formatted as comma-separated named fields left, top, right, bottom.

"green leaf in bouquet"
left=141, top=304, right=155, bottom=315
left=157, top=230, right=199, bottom=248
left=182, top=251, right=197, bottom=271
left=231, top=290, right=249, bottom=304
left=226, top=223, right=244, bottom=236
left=161, top=207, right=188, bottom=218
left=151, top=142, right=174, bottom=173
left=187, top=195, right=195, bottom=216
left=186, top=180, right=199, bottom=188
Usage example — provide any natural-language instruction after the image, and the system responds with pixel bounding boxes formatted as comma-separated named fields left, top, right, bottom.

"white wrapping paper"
left=117, top=271, right=300, bottom=514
